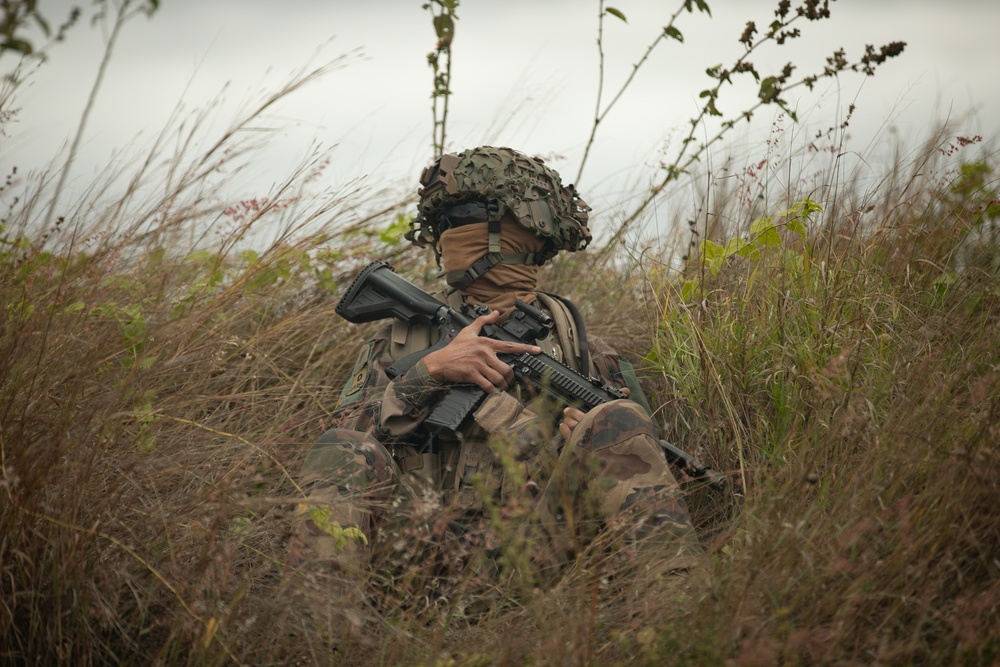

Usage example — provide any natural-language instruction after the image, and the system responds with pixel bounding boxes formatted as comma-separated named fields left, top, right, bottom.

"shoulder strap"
left=535, top=292, right=591, bottom=375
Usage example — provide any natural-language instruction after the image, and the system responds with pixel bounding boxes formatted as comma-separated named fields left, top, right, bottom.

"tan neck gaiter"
left=438, top=220, right=547, bottom=314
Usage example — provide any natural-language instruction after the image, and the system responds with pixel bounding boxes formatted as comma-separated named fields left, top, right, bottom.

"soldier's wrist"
left=394, top=359, right=446, bottom=408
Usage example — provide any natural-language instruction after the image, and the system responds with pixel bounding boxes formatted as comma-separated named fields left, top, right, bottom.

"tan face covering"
left=438, top=220, right=547, bottom=314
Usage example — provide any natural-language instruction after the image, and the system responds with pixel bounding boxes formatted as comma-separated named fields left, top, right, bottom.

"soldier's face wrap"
left=439, top=220, right=547, bottom=314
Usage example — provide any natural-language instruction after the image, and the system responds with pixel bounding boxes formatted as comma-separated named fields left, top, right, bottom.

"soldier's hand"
left=559, top=406, right=586, bottom=440
left=423, top=310, right=541, bottom=393
left=559, top=388, right=630, bottom=439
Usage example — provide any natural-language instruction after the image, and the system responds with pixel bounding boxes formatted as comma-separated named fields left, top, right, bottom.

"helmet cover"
left=409, top=146, right=592, bottom=260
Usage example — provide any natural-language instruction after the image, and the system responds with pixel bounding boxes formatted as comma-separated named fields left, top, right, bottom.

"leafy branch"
left=584, top=0, right=905, bottom=256
left=0, top=0, right=80, bottom=66
left=576, top=0, right=703, bottom=185
left=1, top=0, right=158, bottom=73
left=424, top=0, right=459, bottom=159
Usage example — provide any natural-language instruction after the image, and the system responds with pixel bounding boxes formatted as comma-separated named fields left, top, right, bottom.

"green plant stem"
left=576, top=0, right=688, bottom=186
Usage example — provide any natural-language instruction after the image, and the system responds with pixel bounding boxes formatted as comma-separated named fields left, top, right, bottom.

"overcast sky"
left=2, top=0, right=998, bottom=238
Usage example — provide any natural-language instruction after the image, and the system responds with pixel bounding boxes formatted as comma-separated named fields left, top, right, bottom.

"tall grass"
left=2, top=72, right=998, bottom=665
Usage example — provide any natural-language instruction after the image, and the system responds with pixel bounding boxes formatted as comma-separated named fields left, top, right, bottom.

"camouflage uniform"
left=290, top=147, right=702, bottom=607
left=292, top=298, right=703, bottom=584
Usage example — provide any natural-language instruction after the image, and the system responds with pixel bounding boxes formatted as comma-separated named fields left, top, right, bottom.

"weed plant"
left=2, top=67, right=999, bottom=667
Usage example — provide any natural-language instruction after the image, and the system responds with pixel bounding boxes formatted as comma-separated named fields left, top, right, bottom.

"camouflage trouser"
left=286, top=429, right=402, bottom=573
left=289, top=401, right=702, bottom=590
left=534, top=399, right=703, bottom=573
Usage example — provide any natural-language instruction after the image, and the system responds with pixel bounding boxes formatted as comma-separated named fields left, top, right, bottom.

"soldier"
left=287, top=146, right=703, bottom=624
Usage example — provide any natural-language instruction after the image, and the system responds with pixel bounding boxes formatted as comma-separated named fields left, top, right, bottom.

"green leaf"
left=779, top=198, right=821, bottom=238
left=381, top=213, right=412, bottom=245
left=122, top=309, right=147, bottom=346
left=229, top=515, right=252, bottom=536
left=684, top=0, right=710, bottom=14
left=750, top=217, right=781, bottom=247
left=726, top=237, right=756, bottom=258
left=433, top=14, right=455, bottom=44
left=606, top=7, right=627, bottom=22
left=146, top=246, right=166, bottom=268
left=341, top=526, right=368, bottom=544
left=701, top=239, right=723, bottom=262
left=315, top=267, right=337, bottom=293
left=786, top=217, right=806, bottom=238
left=701, top=240, right=725, bottom=275
left=137, top=354, right=158, bottom=372
left=307, top=506, right=369, bottom=549
left=802, top=198, right=823, bottom=217
left=247, top=267, right=279, bottom=290
left=664, top=25, right=683, bottom=42
left=275, top=259, right=292, bottom=282
left=184, top=250, right=215, bottom=266
left=759, top=76, right=778, bottom=102
left=1, top=39, right=34, bottom=56
left=680, top=278, right=700, bottom=302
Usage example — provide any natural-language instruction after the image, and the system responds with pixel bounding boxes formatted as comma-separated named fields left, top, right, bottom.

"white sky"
left=2, top=0, right=998, bottom=239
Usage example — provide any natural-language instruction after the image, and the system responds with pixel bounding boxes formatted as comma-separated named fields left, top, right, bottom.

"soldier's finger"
left=467, top=359, right=509, bottom=391
left=484, top=364, right=511, bottom=391
left=489, top=339, right=541, bottom=355
left=483, top=353, right=516, bottom=383
left=470, top=371, right=498, bottom=393
left=466, top=311, right=499, bottom=335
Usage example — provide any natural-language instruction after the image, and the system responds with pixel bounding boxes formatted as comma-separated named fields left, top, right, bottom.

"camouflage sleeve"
left=328, top=325, right=392, bottom=434
left=330, top=324, right=450, bottom=442
left=381, top=360, right=552, bottom=458
left=379, top=359, right=448, bottom=438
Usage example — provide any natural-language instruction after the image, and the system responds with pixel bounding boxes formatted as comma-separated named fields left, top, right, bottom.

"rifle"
left=336, top=260, right=727, bottom=492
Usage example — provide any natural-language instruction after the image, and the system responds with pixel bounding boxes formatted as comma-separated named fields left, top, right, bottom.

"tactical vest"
left=388, top=292, right=592, bottom=509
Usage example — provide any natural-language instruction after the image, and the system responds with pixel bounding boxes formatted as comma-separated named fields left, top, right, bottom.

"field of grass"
left=2, top=77, right=999, bottom=665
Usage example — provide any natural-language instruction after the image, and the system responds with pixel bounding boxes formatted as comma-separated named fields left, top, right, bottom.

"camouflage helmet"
left=407, top=147, right=592, bottom=285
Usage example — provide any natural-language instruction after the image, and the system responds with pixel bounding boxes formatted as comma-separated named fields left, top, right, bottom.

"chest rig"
left=388, top=291, right=591, bottom=509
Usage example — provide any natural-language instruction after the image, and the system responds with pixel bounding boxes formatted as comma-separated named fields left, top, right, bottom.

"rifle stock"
left=336, top=261, right=727, bottom=492
left=336, top=260, right=469, bottom=328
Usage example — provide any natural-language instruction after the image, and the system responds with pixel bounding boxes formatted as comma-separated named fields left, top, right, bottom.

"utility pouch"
left=399, top=451, right=441, bottom=489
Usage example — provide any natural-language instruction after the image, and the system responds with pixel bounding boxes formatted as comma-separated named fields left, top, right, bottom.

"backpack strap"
left=535, top=292, right=591, bottom=375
